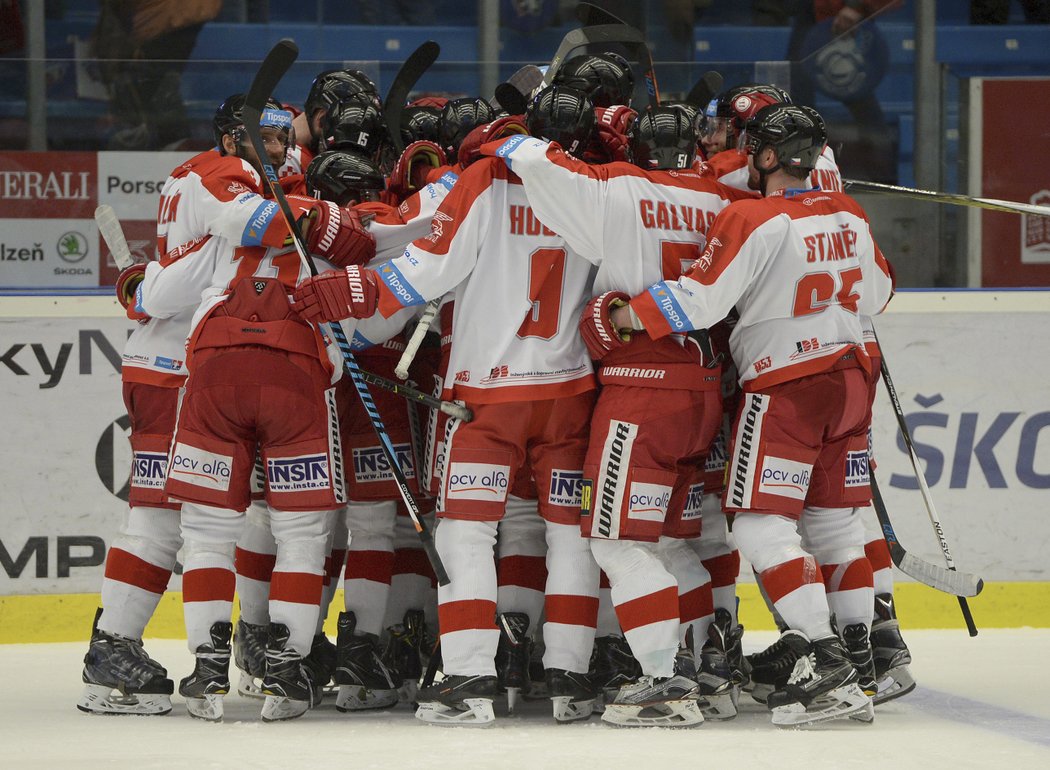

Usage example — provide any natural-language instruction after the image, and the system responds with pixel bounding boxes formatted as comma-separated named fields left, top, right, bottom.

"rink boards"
left=1, top=290, right=1048, bottom=642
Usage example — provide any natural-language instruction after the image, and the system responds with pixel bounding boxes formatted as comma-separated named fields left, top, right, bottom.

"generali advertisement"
left=975, top=78, right=1050, bottom=286
left=1, top=303, right=1048, bottom=595
left=0, top=151, right=192, bottom=288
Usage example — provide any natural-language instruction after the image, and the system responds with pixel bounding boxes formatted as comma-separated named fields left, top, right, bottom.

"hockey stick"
left=686, top=70, right=724, bottom=109
left=575, top=2, right=660, bottom=107
left=873, top=327, right=981, bottom=634
left=870, top=472, right=982, bottom=597
left=394, top=298, right=440, bottom=380
left=244, top=38, right=450, bottom=586
left=95, top=204, right=135, bottom=270
left=844, top=179, right=1050, bottom=218
left=384, top=41, right=441, bottom=157
left=492, top=64, right=544, bottom=113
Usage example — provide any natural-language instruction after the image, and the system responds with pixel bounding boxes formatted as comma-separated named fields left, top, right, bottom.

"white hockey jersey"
left=372, top=156, right=595, bottom=404
left=630, top=186, right=895, bottom=391
left=706, top=145, right=842, bottom=193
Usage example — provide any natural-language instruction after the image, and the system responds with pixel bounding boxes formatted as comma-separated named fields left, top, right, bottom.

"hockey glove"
left=457, top=115, right=529, bottom=169
left=387, top=140, right=446, bottom=202
left=115, top=263, right=149, bottom=320
left=579, top=291, right=633, bottom=361
left=302, top=198, right=376, bottom=268
left=594, top=106, right=637, bottom=163
left=292, top=266, right=379, bottom=324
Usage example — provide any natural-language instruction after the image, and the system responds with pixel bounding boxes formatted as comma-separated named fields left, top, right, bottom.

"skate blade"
left=77, top=684, right=172, bottom=716
left=415, top=698, right=496, bottom=727
left=184, top=693, right=225, bottom=722
left=771, top=684, right=873, bottom=728
left=551, top=695, right=595, bottom=723
left=506, top=686, right=521, bottom=714
left=261, top=694, right=311, bottom=722
left=335, top=684, right=399, bottom=712
left=873, top=665, right=917, bottom=706
left=601, top=699, right=705, bottom=728
left=237, top=671, right=266, bottom=700
left=698, top=687, right=739, bottom=721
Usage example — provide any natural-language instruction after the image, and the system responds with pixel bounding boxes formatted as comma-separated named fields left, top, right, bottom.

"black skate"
left=77, top=609, right=173, bottom=716
left=380, top=609, right=426, bottom=702
left=233, top=619, right=268, bottom=699
left=840, top=623, right=878, bottom=698
left=546, top=668, right=597, bottom=723
left=871, top=593, right=916, bottom=704
left=725, top=619, right=752, bottom=689
left=767, top=632, right=873, bottom=727
left=589, top=634, right=642, bottom=709
left=303, top=632, right=338, bottom=702
left=696, top=610, right=739, bottom=720
left=601, top=653, right=703, bottom=728
left=744, top=630, right=801, bottom=704
left=260, top=622, right=317, bottom=722
left=179, top=621, right=232, bottom=722
left=494, top=612, right=531, bottom=713
left=333, top=611, right=398, bottom=712
left=415, top=675, right=498, bottom=727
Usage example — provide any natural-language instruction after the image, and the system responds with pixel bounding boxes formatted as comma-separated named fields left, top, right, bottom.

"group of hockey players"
left=76, top=47, right=916, bottom=729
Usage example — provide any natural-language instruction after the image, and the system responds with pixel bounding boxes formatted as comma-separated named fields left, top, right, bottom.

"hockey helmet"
left=702, top=84, right=790, bottom=154
left=741, top=103, right=828, bottom=176
left=306, top=151, right=386, bottom=206
left=304, top=69, right=381, bottom=118
left=400, top=105, right=442, bottom=146
left=212, top=93, right=292, bottom=155
left=629, top=106, right=699, bottom=171
left=437, top=97, right=496, bottom=161
left=526, top=84, right=596, bottom=158
left=553, top=52, right=635, bottom=108
left=320, top=98, right=386, bottom=157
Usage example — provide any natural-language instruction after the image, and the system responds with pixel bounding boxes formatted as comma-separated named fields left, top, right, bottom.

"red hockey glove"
left=298, top=198, right=377, bottom=268
left=594, top=106, right=637, bottom=163
left=292, top=266, right=379, bottom=324
left=387, top=140, right=446, bottom=202
left=579, top=291, right=632, bottom=360
left=115, top=263, right=146, bottom=309
left=595, top=105, right=637, bottom=136
left=457, top=115, right=528, bottom=169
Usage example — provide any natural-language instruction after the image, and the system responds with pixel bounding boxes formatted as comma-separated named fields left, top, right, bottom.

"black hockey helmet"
left=212, top=93, right=290, bottom=153
left=400, top=105, right=442, bottom=146
left=526, top=84, right=595, bottom=158
left=304, top=69, right=381, bottom=118
left=742, top=103, right=828, bottom=176
left=306, top=151, right=386, bottom=206
left=553, top=52, right=635, bottom=108
left=320, top=98, right=386, bottom=156
left=437, top=97, right=496, bottom=161
left=661, top=100, right=702, bottom=132
left=703, top=83, right=791, bottom=153
left=629, top=106, right=699, bottom=170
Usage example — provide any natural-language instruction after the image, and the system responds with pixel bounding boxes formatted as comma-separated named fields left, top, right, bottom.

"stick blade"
left=245, top=38, right=299, bottom=118
left=94, top=204, right=134, bottom=270
left=494, top=82, right=529, bottom=114
left=686, top=70, right=723, bottom=108
left=895, top=552, right=984, bottom=597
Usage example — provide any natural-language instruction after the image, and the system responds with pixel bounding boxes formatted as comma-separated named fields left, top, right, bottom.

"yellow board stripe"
left=2, top=582, right=1048, bottom=645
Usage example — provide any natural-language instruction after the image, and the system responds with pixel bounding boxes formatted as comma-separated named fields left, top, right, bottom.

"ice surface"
left=3, top=630, right=1049, bottom=769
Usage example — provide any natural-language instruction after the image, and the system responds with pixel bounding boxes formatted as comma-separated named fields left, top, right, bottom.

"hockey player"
left=291, top=85, right=605, bottom=727
left=553, top=52, right=636, bottom=108
left=481, top=107, right=753, bottom=726
left=292, top=69, right=380, bottom=155
left=135, top=94, right=375, bottom=722
left=607, top=104, right=895, bottom=727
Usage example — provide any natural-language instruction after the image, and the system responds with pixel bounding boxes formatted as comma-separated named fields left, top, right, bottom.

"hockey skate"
left=380, top=609, right=426, bottom=703
left=233, top=619, right=268, bottom=699
left=601, top=668, right=704, bottom=728
left=495, top=612, right=531, bottom=713
left=414, top=674, right=498, bottom=727
left=333, top=611, right=398, bottom=712
left=179, top=621, right=232, bottom=722
left=767, top=632, right=874, bottom=727
left=77, top=610, right=173, bottom=716
left=870, top=593, right=916, bottom=704
left=725, top=619, right=752, bottom=689
left=546, top=668, right=597, bottom=723
left=744, top=630, right=801, bottom=704
left=589, top=634, right=642, bottom=710
left=695, top=610, right=739, bottom=720
left=840, top=623, right=878, bottom=698
left=302, top=632, right=338, bottom=701
left=260, top=623, right=317, bottom=722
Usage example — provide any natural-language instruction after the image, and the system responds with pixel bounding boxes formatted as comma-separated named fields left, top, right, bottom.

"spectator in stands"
left=970, top=0, right=1050, bottom=23
left=93, top=0, right=221, bottom=150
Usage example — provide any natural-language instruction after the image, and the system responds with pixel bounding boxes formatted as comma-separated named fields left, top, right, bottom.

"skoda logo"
left=57, top=231, right=89, bottom=263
